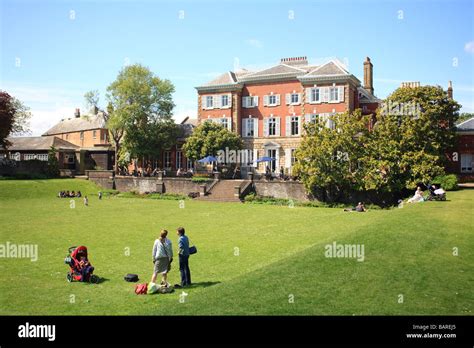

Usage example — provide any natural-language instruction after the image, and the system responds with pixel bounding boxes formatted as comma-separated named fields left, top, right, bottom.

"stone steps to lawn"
left=196, top=179, right=245, bottom=202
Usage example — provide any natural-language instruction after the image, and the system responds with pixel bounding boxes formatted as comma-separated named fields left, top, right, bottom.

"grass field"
left=0, top=179, right=473, bottom=315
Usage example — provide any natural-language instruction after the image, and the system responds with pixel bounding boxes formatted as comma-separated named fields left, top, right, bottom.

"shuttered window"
left=242, top=96, right=258, bottom=108
left=266, top=117, right=280, bottom=136
left=285, top=116, right=300, bottom=136
left=286, top=93, right=301, bottom=105
left=206, top=96, right=213, bottom=109
left=242, top=118, right=256, bottom=137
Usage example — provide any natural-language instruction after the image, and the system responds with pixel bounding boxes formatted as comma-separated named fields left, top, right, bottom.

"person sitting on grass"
left=407, top=186, right=424, bottom=203
left=151, top=229, right=173, bottom=287
left=344, top=202, right=367, bottom=212
left=76, top=191, right=82, bottom=198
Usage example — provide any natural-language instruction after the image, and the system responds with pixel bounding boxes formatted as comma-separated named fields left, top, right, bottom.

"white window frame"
left=290, top=93, right=300, bottom=105
left=264, top=94, right=280, bottom=107
left=206, top=96, right=214, bottom=109
left=176, top=151, right=183, bottom=169
left=163, top=151, right=172, bottom=170
left=329, top=87, right=339, bottom=102
left=221, top=95, right=229, bottom=108
left=242, top=118, right=257, bottom=138
left=24, top=154, right=36, bottom=160
left=461, top=153, right=473, bottom=173
left=268, top=117, right=277, bottom=136
left=307, top=87, right=321, bottom=104
left=290, top=116, right=300, bottom=136
left=220, top=117, right=229, bottom=130
left=243, top=96, right=259, bottom=108
left=37, top=154, right=49, bottom=161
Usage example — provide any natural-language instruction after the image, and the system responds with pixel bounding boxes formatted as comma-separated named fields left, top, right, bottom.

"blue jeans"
left=179, top=254, right=191, bottom=286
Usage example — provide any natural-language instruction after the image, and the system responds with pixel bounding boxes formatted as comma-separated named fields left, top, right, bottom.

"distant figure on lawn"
left=177, top=227, right=191, bottom=287
left=344, top=202, right=367, bottom=212
left=151, top=229, right=173, bottom=287
left=98, top=191, right=102, bottom=200
left=83, top=196, right=88, bottom=206
left=408, top=187, right=424, bottom=203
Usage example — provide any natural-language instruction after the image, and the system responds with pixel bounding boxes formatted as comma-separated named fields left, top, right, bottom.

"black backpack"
left=124, top=274, right=139, bottom=282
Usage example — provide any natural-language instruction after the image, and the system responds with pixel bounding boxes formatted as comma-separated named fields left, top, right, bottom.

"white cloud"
left=245, top=39, right=263, bottom=49
left=2, top=82, right=85, bottom=136
left=464, top=41, right=474, bottom=54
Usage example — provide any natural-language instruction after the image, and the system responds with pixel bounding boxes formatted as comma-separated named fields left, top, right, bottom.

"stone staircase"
left=196, top=179, right=245, bottom=202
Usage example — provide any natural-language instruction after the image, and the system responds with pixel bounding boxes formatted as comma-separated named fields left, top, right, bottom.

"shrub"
left=102, top=189, right=119, bottom=197
left=191, top=177, right=210, bottom=183
left=148, top=193, right=188, bottom=200
left=13, top=172, right=49, bottom=180
left=433, top=174, right=458, bottom=191
left=47, top=146, right=60, bottom=178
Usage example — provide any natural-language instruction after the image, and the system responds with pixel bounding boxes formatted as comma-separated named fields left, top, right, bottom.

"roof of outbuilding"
left=3, top=136, right=79, bottom=151
left=43, top=114, right=106, bottom=136
left=456, top=117, right=474, bottom=131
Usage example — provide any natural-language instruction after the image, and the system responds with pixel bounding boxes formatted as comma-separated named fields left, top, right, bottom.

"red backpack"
left=135, top=283, right=148, bottom=295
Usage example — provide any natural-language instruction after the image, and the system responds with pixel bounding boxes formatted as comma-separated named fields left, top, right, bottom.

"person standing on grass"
left=151, top=229, right=173, bottom=286
left=83, top=196, right=88, bottom=206
left=176, top=227, right=191, bottom=287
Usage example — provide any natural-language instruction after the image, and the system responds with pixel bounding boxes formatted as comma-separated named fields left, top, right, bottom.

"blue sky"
left=1, top=0, right=473, bottom=135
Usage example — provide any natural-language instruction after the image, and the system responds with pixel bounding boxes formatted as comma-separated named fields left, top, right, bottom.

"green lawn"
left=0, top=179, right=472, bottom=315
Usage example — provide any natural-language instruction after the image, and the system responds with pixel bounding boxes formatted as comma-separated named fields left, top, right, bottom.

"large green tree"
left=293, top=110, right=371, bottom=200
left=183, top=121, right=243, bottom=161
left=0, top=91, right=32, bottom=150
left=294, top=85, right=461, bottom=202
left=106, top=64, right=179, bottom=170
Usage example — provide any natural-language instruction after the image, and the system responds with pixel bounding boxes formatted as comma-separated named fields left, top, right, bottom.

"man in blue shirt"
left=176, top=227, right=191, bottom=287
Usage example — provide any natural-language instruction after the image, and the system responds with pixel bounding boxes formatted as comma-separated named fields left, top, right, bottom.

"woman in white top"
left=408, top=186, right=424, bottom=203
left=151, top=230, right=173, bottom=286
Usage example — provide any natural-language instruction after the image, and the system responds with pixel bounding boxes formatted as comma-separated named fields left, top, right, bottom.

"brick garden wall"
left=253, top=180, right=310, bottom=201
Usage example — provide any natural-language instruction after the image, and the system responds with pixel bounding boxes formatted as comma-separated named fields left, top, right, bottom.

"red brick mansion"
left=195, top=56, right=380, bottom=176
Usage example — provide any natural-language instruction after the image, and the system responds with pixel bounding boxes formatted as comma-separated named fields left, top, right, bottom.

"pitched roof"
left=197, top=57, right=362, bottom=89
left=240, top=63, right=308, bottom=80
left=43, top=114, right=106, bottom=136
left=202, top=72, right=238, bottom=87
left=357, top=87, right=381, bottom=103
left=303, top=61, right=349, bottom=77
left=4, top=136, right=79, bottom=151
left=456, top=117, right=474, bottom=131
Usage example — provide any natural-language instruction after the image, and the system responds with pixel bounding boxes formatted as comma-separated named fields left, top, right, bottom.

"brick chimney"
left=74, top=108, right=80, bottom=118
left=400, top=81, right=421, bottom=88
left=363, top=57, right=374, bottom=95
left=447, top=81, right=453, bottom=99
left=280, top=56, right=308, bottom=66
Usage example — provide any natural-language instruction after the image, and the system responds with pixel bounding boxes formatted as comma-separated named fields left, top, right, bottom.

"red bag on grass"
left=135, top=283, right=148, bottom=295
